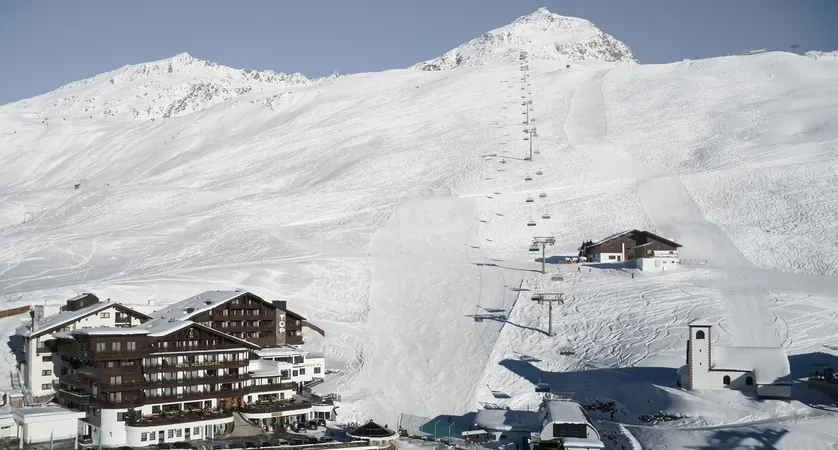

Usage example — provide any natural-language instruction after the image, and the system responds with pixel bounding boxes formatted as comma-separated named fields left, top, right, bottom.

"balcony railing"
left=99, top=374, right=250, bottom=392
left=58, top=389, right=91, bottom=405
left=247, top=382, right=295, bottom=394
left=126, top=409, right=233, bottom=428
left=239, top=400, right=312, bottom=414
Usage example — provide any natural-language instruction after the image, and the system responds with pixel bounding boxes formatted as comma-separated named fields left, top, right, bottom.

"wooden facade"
left=53, top=322, right=296, bottom=412
left=581, top=229, right=681, bottom=262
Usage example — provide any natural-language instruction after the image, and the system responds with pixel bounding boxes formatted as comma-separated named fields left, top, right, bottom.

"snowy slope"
left=2, top=10, right=838, bottom=450
left=4, top=52, right=329, bottom=121
left=412, top=7, right=636, bottom=71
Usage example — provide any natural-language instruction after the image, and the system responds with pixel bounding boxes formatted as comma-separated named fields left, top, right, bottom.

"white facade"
left=13, top=406, right=86, bottom=444
left=636, top=255, right=679, bottom=272
left=254, top=347, right=326, bottom=385
left=596, top=252, right=624, bottom=263
left=22, top=303, right=145, bottom=397
left=685, top=322, right=791, bottom=398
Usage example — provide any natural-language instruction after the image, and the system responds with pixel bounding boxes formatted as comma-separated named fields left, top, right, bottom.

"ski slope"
left=3, top=7, right=838, bottom=449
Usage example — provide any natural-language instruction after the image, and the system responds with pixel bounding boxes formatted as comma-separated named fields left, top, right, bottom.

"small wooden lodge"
left=578, top=229, right=682, bottom=269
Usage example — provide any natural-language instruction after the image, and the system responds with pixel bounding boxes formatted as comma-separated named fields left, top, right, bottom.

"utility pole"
left=530, top=293, right=564, bottom=336
left=530, top=236, right=556, bottom=273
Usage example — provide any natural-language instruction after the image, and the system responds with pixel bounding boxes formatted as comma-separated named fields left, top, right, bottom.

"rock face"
left=412, top=7, right=637, bottom=71
left=6, top=52, right=325, bottom=121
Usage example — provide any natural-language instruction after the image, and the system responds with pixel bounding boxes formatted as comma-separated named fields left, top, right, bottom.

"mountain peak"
left=412, top=7, right=637, bottom=70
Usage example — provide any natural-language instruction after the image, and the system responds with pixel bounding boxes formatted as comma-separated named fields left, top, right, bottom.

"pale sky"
left=1, top=0, right=836, bottom=104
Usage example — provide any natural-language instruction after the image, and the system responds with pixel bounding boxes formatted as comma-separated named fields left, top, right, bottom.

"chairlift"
left=529, top=243, right=540, bottom=252
left=534, top=149, right=541, bottom=154
left=525, top=196, right=534, bottom=203
left=525, top=175, right=532, bottom=181
left=539, top=192, right=547, bottom=198
left=559, top=347, right=575, bottom=356
left=527, top=219, right=536, bottom=227
left=542, top=212, right=551, bottom=219
left=523, top=135, right=529, bottom=140
left=535, top=383, right=551, bottom=393
left=536, top=170, right=543, bottom=175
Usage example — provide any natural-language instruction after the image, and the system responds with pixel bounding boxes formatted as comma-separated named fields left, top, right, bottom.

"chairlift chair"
left=542, top=212, right=551, bottom=219
left=529, top=243, right=540, bottom=252
left=526, top=196, right=534, bottom=203
left=534, top=149, right=541, bottom=154
left=527, top=219, right=537, bottom=227
left=523, top=135, right=529, bottom=140
left=539, top=192, right=547, bottom=198
left=525, top=175, right=532, bottom=181
left=535, top=383, right=551, bottom=393
left=536, top=170, right=543, bottom=175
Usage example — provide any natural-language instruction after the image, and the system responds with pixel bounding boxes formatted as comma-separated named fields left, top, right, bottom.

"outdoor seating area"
left=128, top=408, right=233, bottom=427
left=239, top=400, right=313, bottom=414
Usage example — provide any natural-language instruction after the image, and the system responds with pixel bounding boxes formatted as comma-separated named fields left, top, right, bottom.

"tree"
left=791, top=44, right=799, bottom=54
left=125, top=406, right=140, bottom=424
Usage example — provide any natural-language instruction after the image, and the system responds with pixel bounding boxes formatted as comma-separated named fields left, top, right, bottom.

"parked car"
left=306, top=420, right=318, bottom=430
left=288, top=438, right=307, bottom=446
left=118, top=446, right=133, bottom=450
left=271, top=439, right=289, bottom=446
left=244, top=441, right=260, bottom=448
left=156, top=444, right=173, bottom=450
left=316, top=418, right=327, bottom=427
left=318, top=436, right=334, bottom=443
left=211, top=444, right=229, bottom=450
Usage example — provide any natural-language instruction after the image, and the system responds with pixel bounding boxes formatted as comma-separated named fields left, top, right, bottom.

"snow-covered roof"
left=475, top=409, right=540, bottom=432
left=255, top=346, right=304, bottom=358
left=561, top=438, right=604, bottom=449
left=248, top=359, right=293, bottom=377
left=71, top=327, right=150, bottom=336
left=688, top=319, right=713, bottom=327
left=586, top=229, right=682, bottom=249
left=153, top=290, right=250, bottom=321
left=712, top=346, right=791, bottom=384
left=19, top=301, right=144, bottom=338
left=541, top=400, right=589, bottom=425
left=138, top=318, right=194, bottom=336
left=12, top=406, right=86, bottom=419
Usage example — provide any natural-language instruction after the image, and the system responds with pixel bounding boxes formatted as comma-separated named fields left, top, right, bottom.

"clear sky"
left=1, top=0, right=836, bottom=105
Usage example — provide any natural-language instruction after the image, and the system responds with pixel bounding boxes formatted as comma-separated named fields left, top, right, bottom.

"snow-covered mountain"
left=806, top=49, right=838, bottom=60
left=7, top=52, right=335, bottom=121
left=412, top=7, right=636, bottom=71
left=2, top=9, right=838, bottom=450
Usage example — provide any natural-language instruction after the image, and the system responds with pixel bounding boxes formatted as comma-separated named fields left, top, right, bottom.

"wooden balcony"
left=99, top=374, right=249, bottom=392
left=143, top=360, right=247, bottom=372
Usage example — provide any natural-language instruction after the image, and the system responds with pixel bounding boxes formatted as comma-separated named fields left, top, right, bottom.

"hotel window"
left=111, top=342, right=121, bottom=351
left=176, top=429, right=182, bottom=437
left=141, top=433, right=147, bottom=442
left=126, top=341, right=136, bottom=351
left=100, top=312, right=110, bottom=318
left=193, top=427, right=200, bottom=435
left=42, top=370, right=51, bottom=376
left=96, top=342, right=106, bottom=351
left=107, top=361, right=116, bottom=368
left=41, top=355, right=51, bottom=362
left=150, top=432, right=156, bottom=441
left=117, top=412, right=125, bottom=422
left=41, top=383, right=51, bottom=390
left=314, top=367, right=321, bottom=374
left=168, top=430, right=174, bottom=439
left=110, top=376, right=122, bottom=385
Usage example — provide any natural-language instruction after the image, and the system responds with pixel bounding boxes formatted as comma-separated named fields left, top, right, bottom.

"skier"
left=577, top=266, right=581, bottom=272
left=631, top=273, right=634, bottom=279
